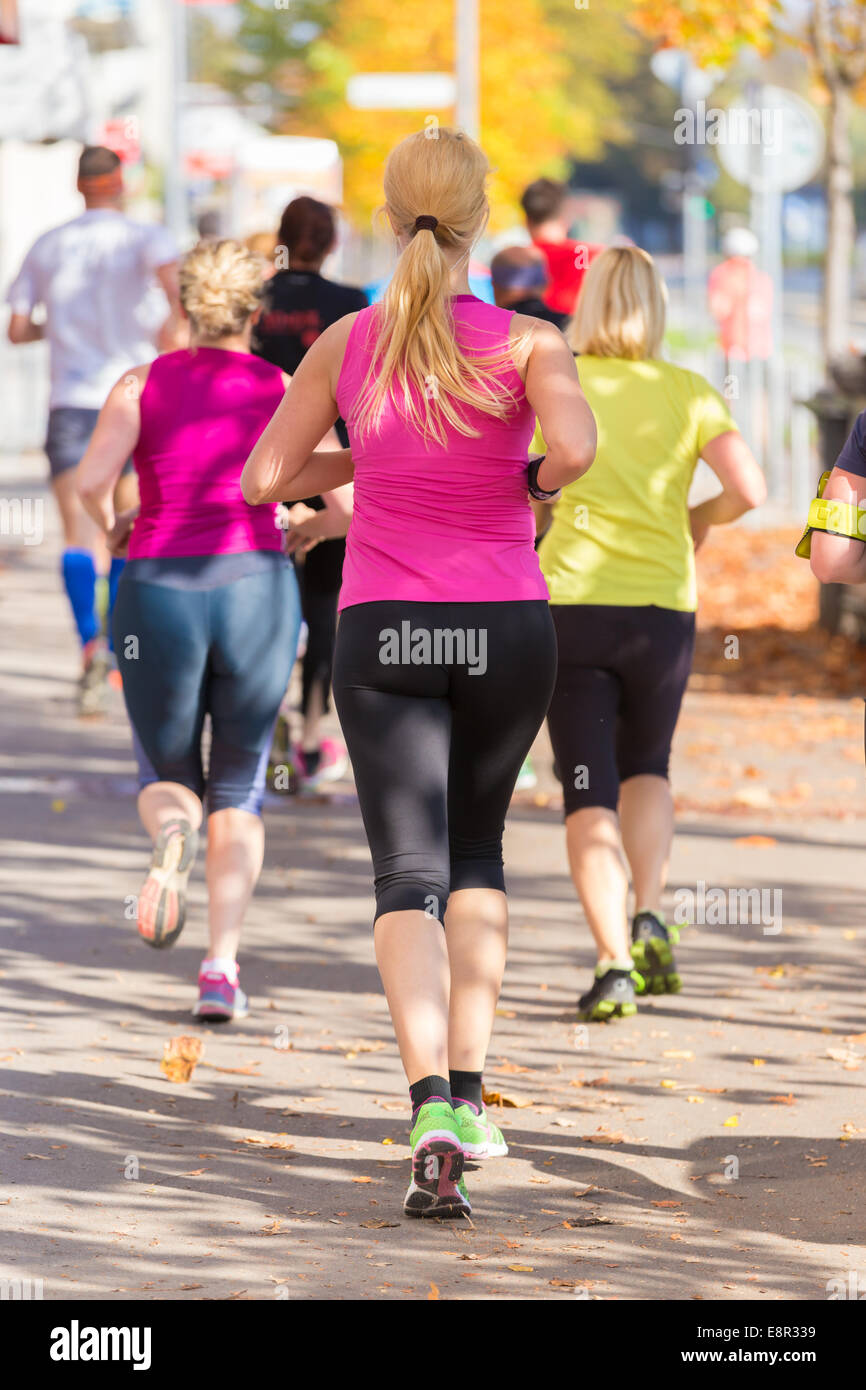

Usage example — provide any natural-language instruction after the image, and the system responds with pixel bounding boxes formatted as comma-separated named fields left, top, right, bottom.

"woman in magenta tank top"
left=76, top=239, right=303, bottom=1021
left=243, top=130, right=596, bottom=1219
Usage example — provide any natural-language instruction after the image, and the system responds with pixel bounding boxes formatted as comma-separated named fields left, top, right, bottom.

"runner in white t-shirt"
left=6, top=145, right=180, bottom=713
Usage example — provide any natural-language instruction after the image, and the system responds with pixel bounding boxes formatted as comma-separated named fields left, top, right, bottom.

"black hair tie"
left=413, top=215, right=439, bottom=233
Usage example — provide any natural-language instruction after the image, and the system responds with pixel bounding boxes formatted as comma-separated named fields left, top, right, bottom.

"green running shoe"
left=576, top=963, right=641, bottom=1022
left=403, top=1101, right=469, bottom=1219
left=631, top=910, right=681, bottom=995
left=454, top=1103, right=508, bottom=1159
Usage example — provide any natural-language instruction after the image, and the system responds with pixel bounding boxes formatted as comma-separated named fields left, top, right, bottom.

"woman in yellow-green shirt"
left=536, top=246, right=766, bottom=1022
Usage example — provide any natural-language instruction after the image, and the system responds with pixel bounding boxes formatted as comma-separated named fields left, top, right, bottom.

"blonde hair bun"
left=180, top=238, right=264, bottom=340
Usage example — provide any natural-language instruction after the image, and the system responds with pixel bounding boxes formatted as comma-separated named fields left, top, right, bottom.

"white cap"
left=723, top=227, right=759, bottom=258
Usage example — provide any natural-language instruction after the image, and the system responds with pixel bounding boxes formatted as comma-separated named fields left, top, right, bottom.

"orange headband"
left=79, top=169, right=123, bottom=196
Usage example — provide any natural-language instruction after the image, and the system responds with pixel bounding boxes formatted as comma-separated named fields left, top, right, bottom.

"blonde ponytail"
left=354, top=129, right=526, bottom=445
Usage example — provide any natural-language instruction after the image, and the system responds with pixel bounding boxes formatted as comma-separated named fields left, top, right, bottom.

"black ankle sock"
left=450, top=1069, right=483, bottom=1113
left=302, top=747, right=321, bottom=777
left=409, top=1074, right=451, bottom=1115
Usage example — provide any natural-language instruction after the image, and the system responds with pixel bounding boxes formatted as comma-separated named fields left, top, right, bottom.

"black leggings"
left=297, top=538, right=344, bottom=718
left=547, top=603, right=695, bottom=817
left=333, top=600, right=557, bottom=924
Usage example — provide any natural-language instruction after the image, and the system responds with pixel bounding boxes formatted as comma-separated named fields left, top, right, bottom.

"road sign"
left=717, top=86, right=825, bottom=194
left=346, top=72, right=456, bottom=110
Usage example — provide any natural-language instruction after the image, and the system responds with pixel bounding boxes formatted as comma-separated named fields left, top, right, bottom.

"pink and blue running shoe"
left=192, top=967, right=249, bottom=1022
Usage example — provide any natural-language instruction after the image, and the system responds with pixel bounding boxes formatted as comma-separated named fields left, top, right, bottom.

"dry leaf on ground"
left=482, top=1087, right=535, bottom=1108
left=160, top=1035, right=203, bottom=1084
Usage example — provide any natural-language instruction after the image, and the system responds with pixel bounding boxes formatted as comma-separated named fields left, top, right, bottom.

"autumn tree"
left=197, top=0, right=639, bottom=228
left=631, top=0, right=866, bottom=367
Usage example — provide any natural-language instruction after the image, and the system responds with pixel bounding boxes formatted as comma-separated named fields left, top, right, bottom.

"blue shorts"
left=112, top=551, right=301, bottom=816
left=46, top=406, right=134, bottom=479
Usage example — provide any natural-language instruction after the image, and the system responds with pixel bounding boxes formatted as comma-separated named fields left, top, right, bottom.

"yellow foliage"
left=281, top=0, right=636, bottom=228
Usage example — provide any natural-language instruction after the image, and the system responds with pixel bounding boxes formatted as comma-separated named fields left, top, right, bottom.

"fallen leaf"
left=686, top=1096, right=705, bottom=1104
left=206, top=1062, right=260, bottom=1076
left=338, top=1039, right=387, bottom=1057
left=428, top=1282, right=440, bottom=1300
left=651, top=1200, right=681, bottom=1208
left=582, top=1128, right=626, bottom=1144
left=734, top=835, right=777, bottom=848
left=723, top=1116, right=739, bottom=1127
left=179, top=1283, right=203, bottom=1290
left=508, top=1264, right=534, bottom=1272
left=660, top=1079, right=678, bottom=1089
left=769, top=1093, right=796, bottom=1105
left=160, top=1035, right=203, bottom=1084
left=352, top=1176, right=375, bottom=1184
left=751, top=1058, right=766, bottom=1066
left=360, top=1220, right=399, bottom=1229
left=482, top=1087, right=535, bottom=1108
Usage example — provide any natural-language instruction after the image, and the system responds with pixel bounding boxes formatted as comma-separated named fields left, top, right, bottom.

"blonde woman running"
left=536, top=247, right=766, bottom=1021
left=77, top=241, right=302, bottom=1020
left=243, top=129, right=596, bottom=1218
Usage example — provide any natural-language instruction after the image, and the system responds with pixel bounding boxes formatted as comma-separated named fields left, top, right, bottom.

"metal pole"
left=454, top=0, right=479, bottom=140
left=164, top=0, right=187, bottom=244
left=681, top=57, right=707, bottom=357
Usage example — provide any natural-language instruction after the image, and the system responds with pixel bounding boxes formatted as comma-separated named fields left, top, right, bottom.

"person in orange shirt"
left=708, top=227, right=773, bottom=372
left=520, top=177, right=603, bottom=321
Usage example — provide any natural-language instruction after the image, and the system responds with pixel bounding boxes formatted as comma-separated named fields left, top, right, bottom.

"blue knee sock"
left=107, top=556, right=125, bottom=652
left=61, top=548, right=99, bottom=648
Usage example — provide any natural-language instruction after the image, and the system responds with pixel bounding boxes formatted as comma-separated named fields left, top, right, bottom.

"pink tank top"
left=335, top=296, right=548, bottom=609
left=128, top=348, right=285, bottom=559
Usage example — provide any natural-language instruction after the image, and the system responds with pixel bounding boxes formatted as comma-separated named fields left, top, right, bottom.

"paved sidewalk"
left=1, top=456, right=864, bottom=1301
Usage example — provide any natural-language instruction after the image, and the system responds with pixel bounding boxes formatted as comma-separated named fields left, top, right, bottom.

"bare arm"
left=154, top=261, right=187, bottom=352
left=76, top=368, right=146, bottom=532
left=810, top=466, right=866, bottom=585
left=688, top=429, right=767, bottom=546
left=7, top=311, right=44, bottom=344
left=242, top=316, right=356, bottom=504
left=286, top=483, right=354, bottom=544
left=520, top=319, right=597, bottom=491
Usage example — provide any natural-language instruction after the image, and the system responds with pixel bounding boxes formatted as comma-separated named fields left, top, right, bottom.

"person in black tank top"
left=252, top=197, right=368, bottom=786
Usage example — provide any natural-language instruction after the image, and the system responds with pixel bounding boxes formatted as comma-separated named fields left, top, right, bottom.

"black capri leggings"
left=547, top=603, right=695, bottom=817
left=333, top=600, right=557, bottom=924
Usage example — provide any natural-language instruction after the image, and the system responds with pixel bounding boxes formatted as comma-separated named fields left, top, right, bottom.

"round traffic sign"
left=716, top=86, right=825, bottom=193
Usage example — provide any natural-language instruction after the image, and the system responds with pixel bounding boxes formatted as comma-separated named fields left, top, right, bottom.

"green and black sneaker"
left=403, top=1101, right=470, bottom=1219
left=576, top=962, right=641, bottom=1022
left=631, top=910, right=681, bottom=995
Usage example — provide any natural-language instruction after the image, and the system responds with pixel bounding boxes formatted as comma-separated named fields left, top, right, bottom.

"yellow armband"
left=794, top=471, right=866, bottom=558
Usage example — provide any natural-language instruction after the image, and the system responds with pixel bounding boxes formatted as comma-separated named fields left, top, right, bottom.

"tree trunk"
left=823, top=81, right=855, bottom=366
